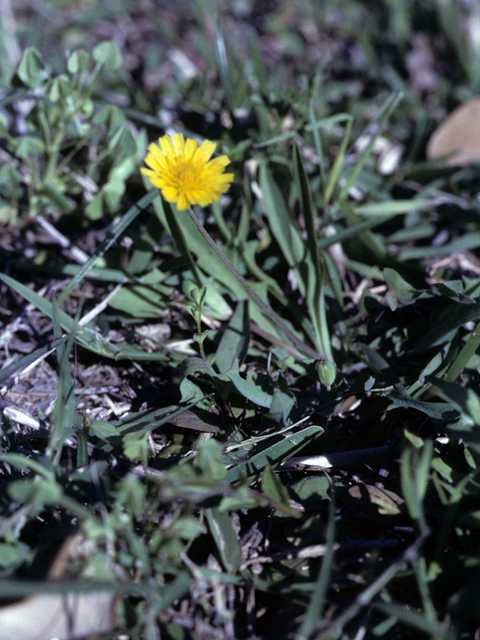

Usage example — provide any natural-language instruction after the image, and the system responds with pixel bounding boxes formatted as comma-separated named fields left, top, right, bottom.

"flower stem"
left=187, top=207, right=322, bottom=361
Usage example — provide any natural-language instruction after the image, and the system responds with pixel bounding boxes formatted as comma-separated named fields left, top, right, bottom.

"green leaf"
left=15, top=136, right=45, bottom=159
left=0, top=543, right=30, bottom=569
left=193, top=439, right=226, bottom=481
left=430, top=379, right=480, bottom=427
left=287, top=475, right=330, bottom=506
left=227, top=368, right=272, bottom=408
left=268, top=371, right=295, bottom=425
left=50, top=293, right=78, bottom=450
left=47, top=74, right=71, bottom=102
left=107, top=284, right=167, bottom=319
left=92, top=42, right=122, bottom=69
left=358, top=343, right=402, bottom=387
left=413, top=299, right=480, bottom=352
left=215, top=301, right=250, bottom=374
left=401, top=441, right=433, bottom=531
left=66, top=49, right=91, bottom=74
left=157, top=197, right=202, bottom=288
left=400, top=232, right=480, bottom=260
left=298, top=489, right=335, bottom=639
left=14, top=48, right=46, bottom=88
left=355, top=199, right=430, bottom=216
left=293, top=144, right=331, bottom=360
left=224, top=425, right=324, bottom=484
left=154, top=195, right=284, bottom=339
left=90, top=420, right=121, bottom=446
left=259, top=163, right=304, bottom=267
left=214, top=20, right=235, bottom=111
left=384, top=267, right=419, bottom=310
left=123, top=431, right=150, bottom=464
left=205, top=507, right=242, bottom=573
left=85, top=193, right=104, bottom=220
left=324, top=116, right=353, bottom=206
left=388, top=388, right=458, bottom=421
left=338, top=91, right=402, bottom=199
left=261, top=464, right=295, bottom=514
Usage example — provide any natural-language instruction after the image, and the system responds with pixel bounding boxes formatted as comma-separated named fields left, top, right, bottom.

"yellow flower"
left=141, top=133, right=234, bottom=210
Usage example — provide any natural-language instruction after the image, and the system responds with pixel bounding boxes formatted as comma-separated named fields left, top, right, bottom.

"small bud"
left=315, top=360, right=337, bottom=389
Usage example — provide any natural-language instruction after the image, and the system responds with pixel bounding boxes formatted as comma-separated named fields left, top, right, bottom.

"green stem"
left=187, top=207, right=322, bottom=361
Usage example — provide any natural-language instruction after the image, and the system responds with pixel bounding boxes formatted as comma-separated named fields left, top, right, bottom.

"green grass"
left=1, top=1, right=480, bottom=638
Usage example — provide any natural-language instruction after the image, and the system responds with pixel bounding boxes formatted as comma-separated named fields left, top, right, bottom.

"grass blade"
left=224, top=426, right=324, bottom=484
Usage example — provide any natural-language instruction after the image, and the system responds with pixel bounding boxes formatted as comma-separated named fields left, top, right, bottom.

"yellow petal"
left=184, top=137, right=198, bottom=162
left=159, top=135, right=175, bottom=157
left=173, top=133, right=185, bottom=157
left=196, top=140, right=216, bottom=164
left=141, top=134, right=232, bottom=209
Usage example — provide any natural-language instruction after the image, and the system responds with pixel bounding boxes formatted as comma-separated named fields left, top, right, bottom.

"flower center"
left=175, top=163, right=197, bottom=191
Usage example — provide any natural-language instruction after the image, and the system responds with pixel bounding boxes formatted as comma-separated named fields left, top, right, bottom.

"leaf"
left=0, top=543, right=30, bottom=569
left=205, top=507, right=242, bottom=573
left=324, top=116, right=353, bottom=205
left=401, top=441, right=433, bottom=531
left=92, top=41, right=122, bottom=69
left=14, top=48, right=46, bottom=88
left=287, top=475, right=330, bottom=506
left=355, top=199, right=429, bottom=216
left=412, top=299, right=480, bottom=352
left=293, top=144, right=331, bottom=360
left=224, top=425, right=324, bottom=484
left=261, top=465, right=297, bottom=515
left=268, top=371, right=295, bottom=425
left=107, top=284, right=167, bottom=318
left=0, top=589, right=115, bottom=640
left=384, top=267, right=419, bottom=310
left=388, top=388, right=458, bottom=421
left=214, top=20, right=235, bottom=111
left=430, top=379, right=480, bottom=427
left=227, top=369, right=273, bottom=408
left=66, top=49, right=91, bottom=74
left=348, top=484, right=404, bottom=515
left=358, top=343, right=402, bottom=387
left=259, top=163, right=304, bottom=267
left=215, top=300, right=250, bottom=374
left=0, top=338, right=65, bottom=385
left=15, top=136, right=45, bottom=159
left=427, top=97, right=480, bottom=166
left=400, top=232, right=480, bottom=260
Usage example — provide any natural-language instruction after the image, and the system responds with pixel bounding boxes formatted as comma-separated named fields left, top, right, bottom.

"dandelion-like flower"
left=141, top=133, right=234, bottom=210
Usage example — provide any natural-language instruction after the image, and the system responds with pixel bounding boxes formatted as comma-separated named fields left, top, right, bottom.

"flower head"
left=141, top=133, right=234, bottom=210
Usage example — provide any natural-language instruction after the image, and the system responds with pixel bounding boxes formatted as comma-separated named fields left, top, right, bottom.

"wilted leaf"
left=0, top=591, right=115, bottom=640
left=348, top=484, right=404, bottom=515
left=427, top=98, right=480, bottom=166
left=0, top=535, right=115, bottom=640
